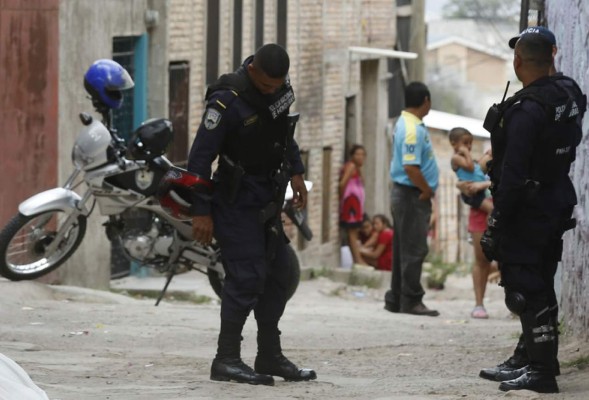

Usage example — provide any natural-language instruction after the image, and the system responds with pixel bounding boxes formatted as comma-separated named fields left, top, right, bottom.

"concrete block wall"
left=546, top=0, right=589, bottom=339
left=58, top=0, right=153, bottom=288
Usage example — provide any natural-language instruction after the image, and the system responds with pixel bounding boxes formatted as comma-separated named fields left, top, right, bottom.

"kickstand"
left=155, top=270, right=176, bottom=306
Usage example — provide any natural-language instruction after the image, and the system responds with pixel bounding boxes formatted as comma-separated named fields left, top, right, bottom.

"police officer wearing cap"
left=480, top=27, right=586, bottom=393
left=479, top=26, right=559, bottom=383
left=187, top=43, right=316, bottom=385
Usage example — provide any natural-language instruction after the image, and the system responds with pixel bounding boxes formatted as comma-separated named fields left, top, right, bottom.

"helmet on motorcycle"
left=127, top=118, right=174, bottom=161
left=84, top=59, right=134, bottom=110
left=157, top=167, right=210, bottom=221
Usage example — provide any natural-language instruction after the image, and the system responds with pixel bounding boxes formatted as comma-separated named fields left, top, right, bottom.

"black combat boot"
left=499, top=311, right=559, bottom=393
left=495, top=365, right=529, bottom=382
left=254, top=322, right=317, bottom=382
left=479, top=333, right=529, bottom=381
left=495, top=310, right=562, bottom=382
left=210, top=320, right=274, bottom=386
left=495, top=322, right=560, bottom=382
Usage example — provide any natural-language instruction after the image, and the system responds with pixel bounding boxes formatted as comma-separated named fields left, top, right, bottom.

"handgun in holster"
left=219, top=154, right=245, bottom=204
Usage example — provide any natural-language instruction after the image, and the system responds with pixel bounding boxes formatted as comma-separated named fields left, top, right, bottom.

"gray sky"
left=426, top=0, right=450, bottom=21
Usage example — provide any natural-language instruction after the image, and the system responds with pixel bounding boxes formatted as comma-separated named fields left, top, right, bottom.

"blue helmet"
left=84, top=59, right=134, bottom=110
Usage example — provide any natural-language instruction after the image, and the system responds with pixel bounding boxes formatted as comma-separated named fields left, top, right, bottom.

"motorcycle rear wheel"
left=207, top=244, right=301, bottom=301
left=0, top=211, right=87, bottom=280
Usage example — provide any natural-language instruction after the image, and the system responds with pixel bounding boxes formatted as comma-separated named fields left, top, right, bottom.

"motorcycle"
left=0, top=91, right=312, bottom=307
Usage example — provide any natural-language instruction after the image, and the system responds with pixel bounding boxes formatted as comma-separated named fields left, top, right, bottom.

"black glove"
left=480, top=216, right=500, bottom=262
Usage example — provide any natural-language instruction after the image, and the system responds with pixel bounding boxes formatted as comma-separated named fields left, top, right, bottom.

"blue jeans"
left=385, top=182, right=432, bottom=310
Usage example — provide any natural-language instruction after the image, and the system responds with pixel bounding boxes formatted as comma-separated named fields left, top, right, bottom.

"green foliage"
left=561, top=355, right=589, bottom=370
left=348, top=268, right=382, bottom=289
left=442, top=0, right=519, bottom=19
left=424, top=252, right=458, bottom=289
left=111, top=288, right=214, bottom=304
left=308, top=266, right=330, bottom=279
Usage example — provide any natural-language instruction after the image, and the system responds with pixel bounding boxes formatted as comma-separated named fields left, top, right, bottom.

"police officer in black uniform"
left=186, top=44, right=316, bottom=386
left=480, top=27, right=586, bottom=393
left=479, top=26, right=559, bottom=383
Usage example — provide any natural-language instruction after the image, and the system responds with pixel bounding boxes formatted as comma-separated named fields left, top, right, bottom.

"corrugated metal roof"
left=424, top=109, right=490, bottom=138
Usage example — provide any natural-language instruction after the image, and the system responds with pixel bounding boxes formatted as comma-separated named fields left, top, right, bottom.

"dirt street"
left=1, top=272, right=588, bottom=400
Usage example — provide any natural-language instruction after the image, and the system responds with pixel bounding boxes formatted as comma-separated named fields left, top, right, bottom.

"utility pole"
left=519, top=0, right=546, bottom=30
left=408, top=0, right=425, bottom=83
left=389, top=0, right=426, bottom=118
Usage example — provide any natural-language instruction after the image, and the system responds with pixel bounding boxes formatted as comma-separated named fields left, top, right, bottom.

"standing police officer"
left=479, top=26, right=558, bottom=383
left=187, top=44, right=315, bottom=385
left=481, top=27, right=586, bottom=393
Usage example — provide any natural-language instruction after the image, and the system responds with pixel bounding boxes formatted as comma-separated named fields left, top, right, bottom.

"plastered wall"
left=546, top=0, right=589, bottom=339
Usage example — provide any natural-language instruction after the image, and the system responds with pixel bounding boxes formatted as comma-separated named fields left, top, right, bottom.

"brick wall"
left=289, top=0, right=397, bottom=268
left=169, top=0, right=206, bottom=143
left=546, top=1, right=589, bottom=340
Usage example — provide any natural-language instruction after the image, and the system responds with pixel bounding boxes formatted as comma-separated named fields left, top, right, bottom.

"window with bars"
left=255, top=0, right=264, bottom=50
left=277, top=0, right=287, bottom=47
left=168, top=62, right=190, bottom=164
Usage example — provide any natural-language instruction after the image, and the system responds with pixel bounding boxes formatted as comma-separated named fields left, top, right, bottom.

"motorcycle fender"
left=19, top=188, right=88, bottom=217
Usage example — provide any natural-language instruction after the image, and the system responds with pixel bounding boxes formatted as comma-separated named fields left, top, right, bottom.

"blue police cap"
left=508, top=26, right=557, bottom=49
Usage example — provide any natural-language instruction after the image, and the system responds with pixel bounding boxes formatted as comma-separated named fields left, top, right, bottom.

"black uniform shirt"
left=187, top=67, right=305, bottom=216
left=494, top=76, right=581, bottom=263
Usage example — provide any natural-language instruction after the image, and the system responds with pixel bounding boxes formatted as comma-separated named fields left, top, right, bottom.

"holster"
left=218, top=154, right=245, bottom=204
left=259, top=169, right=290, bottom=263
left=264, top=221, right=283, bottom=263
left=260, top=202, right=287, bottom=263
left=259, top=202, right=279, bottom=225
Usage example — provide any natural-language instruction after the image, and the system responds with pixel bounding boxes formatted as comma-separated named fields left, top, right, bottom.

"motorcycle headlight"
left=72, top=144, right=93, bottom=168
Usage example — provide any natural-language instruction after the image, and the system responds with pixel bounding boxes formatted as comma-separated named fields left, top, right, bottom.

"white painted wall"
left=547, top=0, right=589, bottom=339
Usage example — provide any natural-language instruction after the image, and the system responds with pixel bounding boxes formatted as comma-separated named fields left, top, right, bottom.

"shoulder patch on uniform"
left=204, top=108, right=222, bottom=130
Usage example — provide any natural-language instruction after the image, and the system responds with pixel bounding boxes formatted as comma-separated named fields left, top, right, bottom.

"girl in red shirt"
left=361, top=214, right=393, bottom=271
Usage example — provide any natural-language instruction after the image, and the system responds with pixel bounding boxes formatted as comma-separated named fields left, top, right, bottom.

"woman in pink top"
left=339, top=144, right=367, bottom=265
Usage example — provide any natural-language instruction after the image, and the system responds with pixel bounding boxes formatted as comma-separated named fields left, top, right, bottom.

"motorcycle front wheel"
left=207, top=244, right=301, bottom=301
left=0, top=211, right=87, bottom=280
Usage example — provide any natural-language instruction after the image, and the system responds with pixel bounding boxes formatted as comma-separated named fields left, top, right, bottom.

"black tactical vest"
left=483, top=75, right=585, bottom=193
left=205, top=67, right=295, bottom=174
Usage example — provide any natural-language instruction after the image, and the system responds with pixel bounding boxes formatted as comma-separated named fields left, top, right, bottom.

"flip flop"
left=471, top=306, right=489, bottom=319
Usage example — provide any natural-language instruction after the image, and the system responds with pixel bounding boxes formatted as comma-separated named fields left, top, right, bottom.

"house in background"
left=425, top=18, right=519, bottom=119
